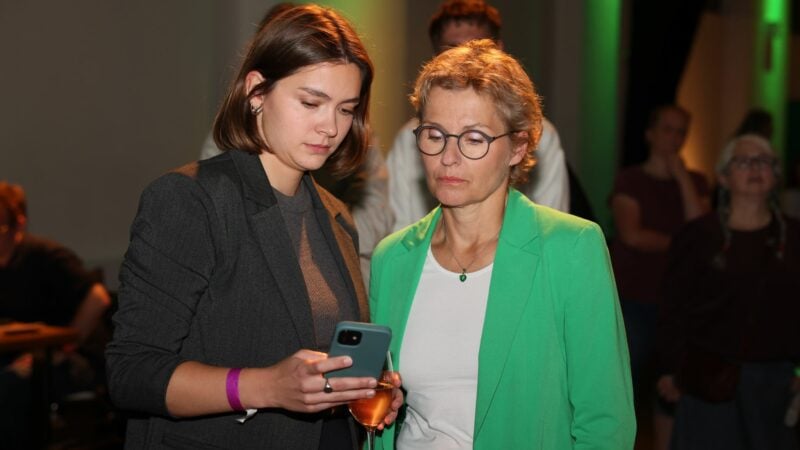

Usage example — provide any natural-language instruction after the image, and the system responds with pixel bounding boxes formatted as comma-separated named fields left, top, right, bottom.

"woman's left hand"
left=377, top=371, right=403, bottom=430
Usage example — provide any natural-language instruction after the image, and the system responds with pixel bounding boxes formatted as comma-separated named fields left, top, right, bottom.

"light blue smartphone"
left=326, top=321, right=392, bottom=379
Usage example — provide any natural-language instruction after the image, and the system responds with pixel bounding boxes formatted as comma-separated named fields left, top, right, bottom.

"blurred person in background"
left=1, top=181, right=111, bottom=449
left=657, top=134, right=800, bottom=450
left=609, top=104, right=710, bottom=450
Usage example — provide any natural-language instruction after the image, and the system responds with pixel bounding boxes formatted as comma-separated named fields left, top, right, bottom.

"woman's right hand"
left=243, top=349, right=378, bottom=413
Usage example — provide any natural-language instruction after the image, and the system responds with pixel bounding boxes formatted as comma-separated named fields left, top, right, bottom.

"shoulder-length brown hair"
left=213, top=4, right=373, bottom=178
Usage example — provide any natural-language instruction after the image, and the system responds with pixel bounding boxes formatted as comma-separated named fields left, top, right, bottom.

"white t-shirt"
left=397, top=247, right=492, bottom=450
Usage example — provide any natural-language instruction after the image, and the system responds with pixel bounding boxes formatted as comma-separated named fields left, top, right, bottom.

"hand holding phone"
left=326, top=321, right=391, bottom=379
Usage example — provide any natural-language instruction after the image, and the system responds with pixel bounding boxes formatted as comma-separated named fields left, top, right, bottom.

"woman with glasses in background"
left=657, top=134, right=800, bottom=450
left=369, top=39, right=635, bottom=450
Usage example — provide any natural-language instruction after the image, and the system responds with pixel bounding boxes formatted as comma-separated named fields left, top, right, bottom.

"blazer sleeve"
left=563, top=223, right=636, bottom=449
left=106, top=172, right=216, bottom=416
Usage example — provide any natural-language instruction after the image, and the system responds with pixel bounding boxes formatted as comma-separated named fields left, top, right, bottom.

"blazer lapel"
left=232, top=151, right=316, bottom=349
left=375, top=209, right=440, bottom=372
left=307, top=176, right=369, bottom=323
left=474, top=189, right=541, bottom=437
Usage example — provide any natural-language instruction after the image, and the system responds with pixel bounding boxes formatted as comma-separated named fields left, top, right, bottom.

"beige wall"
left=319, top=0, right=408, bottom=153
left=678, top=1, right=757, bottom=183
left=0, top=0, right=414, bottom=288
left=0, top=1, right=217, bottom=287
left=548, top=0, right=585, bottom=168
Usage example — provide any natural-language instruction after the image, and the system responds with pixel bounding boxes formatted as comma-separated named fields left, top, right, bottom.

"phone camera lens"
left=337, top=330, right=362, bottom=345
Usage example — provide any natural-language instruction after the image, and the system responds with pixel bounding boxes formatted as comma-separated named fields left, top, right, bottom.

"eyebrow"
left=422, top=121, right=493, bottom=132
left=299, top=87, right=360, bottom=104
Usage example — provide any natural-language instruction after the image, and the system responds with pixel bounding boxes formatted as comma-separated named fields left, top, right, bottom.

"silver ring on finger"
left=323, top=378, right=333, bottom=394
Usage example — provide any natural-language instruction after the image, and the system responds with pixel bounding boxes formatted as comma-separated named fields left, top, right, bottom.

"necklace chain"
left=441, top=217, right=500, bottom=282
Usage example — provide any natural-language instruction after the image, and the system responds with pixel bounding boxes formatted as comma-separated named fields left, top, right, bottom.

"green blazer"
left=370, top=189, right=635, bottom=449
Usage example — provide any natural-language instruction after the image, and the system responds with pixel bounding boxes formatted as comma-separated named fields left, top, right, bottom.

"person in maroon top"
left=609, top=104, right=710, bottom=449
left=656, top=134, right=800, bottom=449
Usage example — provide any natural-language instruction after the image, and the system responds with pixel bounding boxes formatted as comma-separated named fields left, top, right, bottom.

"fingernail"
left=366, top=390, right=375, bottom=397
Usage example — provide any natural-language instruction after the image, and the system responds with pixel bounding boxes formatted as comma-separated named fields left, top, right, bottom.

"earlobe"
left=508, top=132, right=528, bottom=166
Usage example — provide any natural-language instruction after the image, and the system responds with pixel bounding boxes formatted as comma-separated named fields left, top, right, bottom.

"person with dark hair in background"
left=387, top=0, right=571, bottom=232
left=106, top=5, right=401, bottom=449
left=1, top=181, right=112, bottom=449
left=734, top=108, right=773, bottom=140
left=657, top=134, right=800, bottom=450
left=372, top=39, right=634, bottom=450
left=201, top=2, right=393, bottom=287
left=609, top=104, right=710, bottom=450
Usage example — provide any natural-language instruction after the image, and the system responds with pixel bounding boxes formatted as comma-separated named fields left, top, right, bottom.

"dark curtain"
left=621, top=0, right=707, bottom=166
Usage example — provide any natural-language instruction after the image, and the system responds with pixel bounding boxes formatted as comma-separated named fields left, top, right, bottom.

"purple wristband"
left=226, top=368, right=245, bottom=411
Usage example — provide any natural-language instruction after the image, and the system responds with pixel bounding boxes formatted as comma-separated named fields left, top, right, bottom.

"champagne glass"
left=348, top=371, right=394, bottom=450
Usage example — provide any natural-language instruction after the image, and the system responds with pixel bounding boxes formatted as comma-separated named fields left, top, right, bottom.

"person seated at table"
left=0, top=182, right=111, bottom=343
left=0, top=181, right=111, bottom=448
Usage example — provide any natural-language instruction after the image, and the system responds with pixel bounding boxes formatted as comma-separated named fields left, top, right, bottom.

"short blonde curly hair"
left=410, top=39, right=543, bottom=186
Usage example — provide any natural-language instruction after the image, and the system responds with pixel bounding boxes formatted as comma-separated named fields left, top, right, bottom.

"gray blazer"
left=106, top=150, right=368, bottom=449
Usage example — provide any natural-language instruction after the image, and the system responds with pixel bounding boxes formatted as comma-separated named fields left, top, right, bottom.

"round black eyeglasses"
left=413, top=125, right=515, bottom=160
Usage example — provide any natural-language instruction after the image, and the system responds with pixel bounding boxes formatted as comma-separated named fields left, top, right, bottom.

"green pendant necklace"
left=449, top=251, right=476, bottom=282
left=441, top=218, right=500, bottom=283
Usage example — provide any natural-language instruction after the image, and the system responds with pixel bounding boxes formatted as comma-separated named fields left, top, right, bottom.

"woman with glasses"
left=369, top=39, right=635, bottom=450
left=657, top=134, right=800, bottom=449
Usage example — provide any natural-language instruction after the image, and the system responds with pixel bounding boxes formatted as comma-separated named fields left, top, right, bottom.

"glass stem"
left=366, top=429, right=375, bottom=450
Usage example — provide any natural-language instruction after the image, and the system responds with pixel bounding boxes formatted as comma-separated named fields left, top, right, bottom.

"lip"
left=305, top=143, right=331, bottom=154
left=437, top=176, right=466, bottom=185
